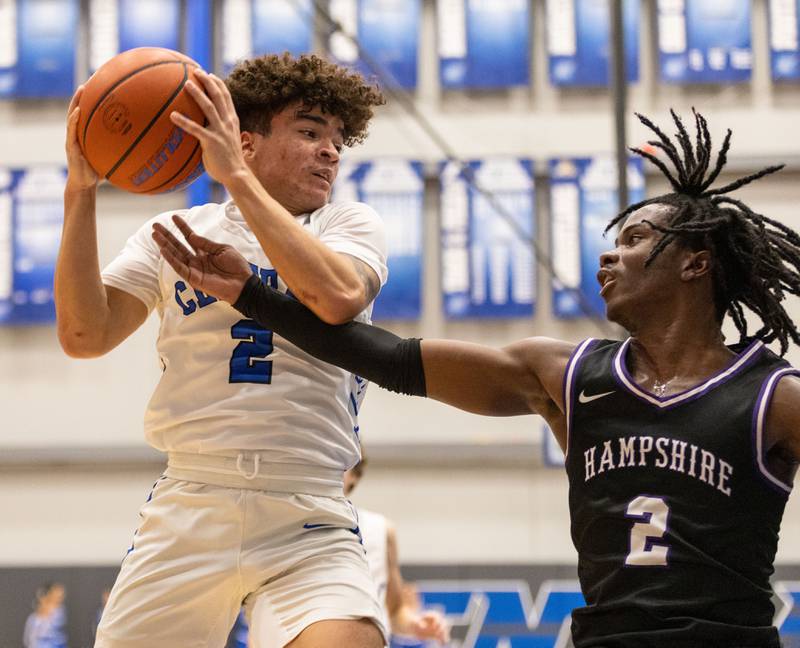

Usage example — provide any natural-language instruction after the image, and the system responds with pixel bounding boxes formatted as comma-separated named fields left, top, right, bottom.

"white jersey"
left=359, top=508, right=390, bottom=625
left=101, top=200, right=387, bottom=473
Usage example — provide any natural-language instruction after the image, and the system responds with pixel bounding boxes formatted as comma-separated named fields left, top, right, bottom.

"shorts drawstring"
left=236, top=453, right=261, bottom=480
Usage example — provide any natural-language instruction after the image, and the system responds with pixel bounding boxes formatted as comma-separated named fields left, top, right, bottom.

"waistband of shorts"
left=165, top=452, right=344, bottom=496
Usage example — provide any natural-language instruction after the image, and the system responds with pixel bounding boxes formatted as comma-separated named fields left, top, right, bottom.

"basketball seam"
left=81, top=59, right=196, bottom=150
left=144, top=140, right=202, bottom=194
left=105, top=63, right=191, bottom=182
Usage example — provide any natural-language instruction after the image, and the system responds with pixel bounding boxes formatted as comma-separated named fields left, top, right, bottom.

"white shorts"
left=95, top=453, right=387, bottom=648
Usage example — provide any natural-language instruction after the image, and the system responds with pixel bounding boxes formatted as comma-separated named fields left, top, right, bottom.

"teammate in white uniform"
left=344, top=460, right=450, bottom=645
left=56, top=54, right=388, bottom=648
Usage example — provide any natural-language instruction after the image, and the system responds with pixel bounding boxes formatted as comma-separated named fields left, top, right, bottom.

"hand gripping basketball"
left=65, top=86, right=99, bottom=192
left=77, top=47, right=206, bottom=194
left=169, top=70, right=249, bottom=188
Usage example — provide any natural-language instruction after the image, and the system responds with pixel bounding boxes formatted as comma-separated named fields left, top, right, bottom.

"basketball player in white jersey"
left=344, top=459, right=449, bottom=645
left=57, top=54, right=388, bottom=648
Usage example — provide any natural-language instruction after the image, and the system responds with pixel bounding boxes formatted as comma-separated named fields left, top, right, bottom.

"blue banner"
left=769, top=0, right=800, bottom=80
left=13, top=0, right=78, bottom=97
left=0, top=0, right=17, bottom=97
left=0, top=170, right=12, bottom=323
left=329, top=0, right=420, bottom=89
left=657, top=0, right=752, bottom=83
left=333, top=159, right=424, bottom=320
left=88, top=0, right=181, bottom=73
left=547, top=0, right=639, bottom=86
left=3, top=167, right=66, bottom=325
left=253, top=0, right=312, bottom=58
left=441, top=158, right=535, bottom=319
left=223, top=0, right=313, bottom=73
left=438, top=0, right=531, bottom=89
left=119, top=0, right=181, bottom=53
left=550, top=156, right=645, bottom=319
left=89, top=0, right=181, bottom=72
left=185, top=0, right=214, bottom=207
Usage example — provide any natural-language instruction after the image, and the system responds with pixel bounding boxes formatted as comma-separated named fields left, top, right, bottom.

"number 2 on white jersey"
left=229, top=319, right=274, bottom=384
left=625, top=495, right=670, bottom=566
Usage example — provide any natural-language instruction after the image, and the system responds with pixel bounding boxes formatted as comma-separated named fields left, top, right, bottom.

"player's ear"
left=240, top=131, right=256, bottom=160
left=681, top=249, right=712, bottom=282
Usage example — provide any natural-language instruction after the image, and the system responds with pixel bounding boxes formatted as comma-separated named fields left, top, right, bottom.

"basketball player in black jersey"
left=152, top=111, right=800, bottom=647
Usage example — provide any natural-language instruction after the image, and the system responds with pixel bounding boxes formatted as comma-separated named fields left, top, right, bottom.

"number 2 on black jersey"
left=229, top=319, right=274, bottom=384
left=625, top=495, right=670, bottom=566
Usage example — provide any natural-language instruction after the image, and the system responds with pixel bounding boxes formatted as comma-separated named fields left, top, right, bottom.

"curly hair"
left=605, top=110, right=800, bottom=354
left=225, top=52, right=386, bottom=147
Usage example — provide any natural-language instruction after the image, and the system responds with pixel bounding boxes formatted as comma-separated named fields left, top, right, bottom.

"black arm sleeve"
left=233, top=275, right=427, bottom=397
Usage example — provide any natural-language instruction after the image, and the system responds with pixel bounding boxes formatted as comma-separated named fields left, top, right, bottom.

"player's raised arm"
left=152, top=216, right=573, bottom=431
left=234, top=285, right=570, bottom=422
left=171, top=65, right=386, bottom=324
left=56, top=86, right=149, bottom=358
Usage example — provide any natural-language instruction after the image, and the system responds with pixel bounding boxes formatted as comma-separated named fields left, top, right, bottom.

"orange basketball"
left=78, top=47, right=205, bottom=194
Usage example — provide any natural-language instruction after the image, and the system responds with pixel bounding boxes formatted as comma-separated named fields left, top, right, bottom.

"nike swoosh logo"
left=578, top=389, right=615, bottom=404
left=303, top=523, right=361, bottom=538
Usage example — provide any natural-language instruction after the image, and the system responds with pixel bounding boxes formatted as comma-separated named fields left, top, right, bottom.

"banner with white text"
left=769, top=0, right=800, bottom=80
left=329, top=0, right=421, bottom=89
left=550, top=156, right=645, bottom=319
left=0, top=0, right=78, bottom=97
left=437, top=0, right=531, bottom=89
left=222, top=0, right=313, bottom=74
left=440, top=158, right=535, bottom=319
left=547, top=0, right=640, bottom=86
left=657, top=0, right=752, bottom=83
left=333, top=159, right=424, bottom=320
left=88, top=0, right=181, bottom=73
left=0, top=167, right=66, bottom=325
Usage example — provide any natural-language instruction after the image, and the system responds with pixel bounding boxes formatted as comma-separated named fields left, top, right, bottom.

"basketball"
left=77, top=47, right=205, bottom=194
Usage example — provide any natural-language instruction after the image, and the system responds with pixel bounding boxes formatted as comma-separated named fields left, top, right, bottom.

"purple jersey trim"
left=563, top=338, right=598, bottom=459
left=752, top=367, right=798, bottom=496
left=611, top=338, right=765, bottom=410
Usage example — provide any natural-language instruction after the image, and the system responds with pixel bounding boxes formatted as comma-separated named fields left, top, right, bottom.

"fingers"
left=171, top=215, right=227, bottom=254
left=170, top=73, right=237, bottom=143
left=170, top=214, right=194, bottom=241
left=419, top=612, right=449, bottom=642
left=195, top=70, right=236, bottom=122
left=208, top=71, right=238, bottom=123
left=66, top=104, right=80, bottom=142
left=169, top=110, right=205, bottom=139
left=66, top=86, right=83, bottom=148
left=153, top=221, right=195, bottom=260
left=67, top=85, right=84, bottom=116
left=152, top=228, right=192, bottom=281
left=184, top=74, right=221, bottom=125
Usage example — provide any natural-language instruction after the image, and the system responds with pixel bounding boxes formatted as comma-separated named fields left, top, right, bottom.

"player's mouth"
left=597, top=269, right=617, bottom=297
left=311, top=169, right=333, bottom=187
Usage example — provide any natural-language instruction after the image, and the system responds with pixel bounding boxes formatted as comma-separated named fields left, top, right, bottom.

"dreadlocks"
left=605, top=109, right=800, bottom=355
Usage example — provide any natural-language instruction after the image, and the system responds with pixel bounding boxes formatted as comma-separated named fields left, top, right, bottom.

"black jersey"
left=564, top=337, right=797, bottom=648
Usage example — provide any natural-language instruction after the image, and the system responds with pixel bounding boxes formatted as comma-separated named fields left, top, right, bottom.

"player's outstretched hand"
left=152, top=215, right=252, bottom=304
left=410, top=610, right=450, bottom=644
left=169, top=69, right=248, bottom=187
left=65, top=85, right=99, bottom=192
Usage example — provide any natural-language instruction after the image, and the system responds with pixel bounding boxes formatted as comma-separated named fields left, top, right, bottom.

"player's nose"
left=599, top=249, right=619, bottom=268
